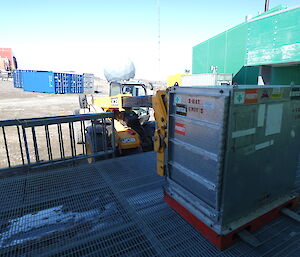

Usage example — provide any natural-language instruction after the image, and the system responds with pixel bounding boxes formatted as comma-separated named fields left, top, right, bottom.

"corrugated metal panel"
left=23, top=71, right=56, bottom=93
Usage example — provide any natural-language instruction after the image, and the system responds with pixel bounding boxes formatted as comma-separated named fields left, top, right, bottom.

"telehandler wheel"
left=85, top=123, right=114, bottom=162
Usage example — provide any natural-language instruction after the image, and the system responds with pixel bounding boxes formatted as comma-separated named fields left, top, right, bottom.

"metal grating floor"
left=0, top=152, right=299, bottom=257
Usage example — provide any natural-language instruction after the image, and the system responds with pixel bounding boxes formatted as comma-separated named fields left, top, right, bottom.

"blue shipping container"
left=23, top=71, right=56, bottom=93
left=19, top=70, right=85, bottom=94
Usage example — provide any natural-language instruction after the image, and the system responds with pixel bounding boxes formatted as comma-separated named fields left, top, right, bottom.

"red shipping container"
left=0, top=48, right=14, bottom=70
left=0, top=58, right=5, bottom=70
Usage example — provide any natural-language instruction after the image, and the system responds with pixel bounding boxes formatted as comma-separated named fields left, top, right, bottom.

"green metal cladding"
left=192, top=5, right=300, bottom=85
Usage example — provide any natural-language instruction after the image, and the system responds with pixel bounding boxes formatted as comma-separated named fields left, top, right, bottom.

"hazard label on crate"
left=175, top=122, right=186, bottom=135
left=244, top=89, right=258, bottom=104
left=176, top=104, right=187, bottom=116
left=234, top=91, right=245, bottom=104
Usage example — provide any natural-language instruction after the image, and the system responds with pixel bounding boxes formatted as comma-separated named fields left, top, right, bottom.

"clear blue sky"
left=1, top=0, right=299, bottom=79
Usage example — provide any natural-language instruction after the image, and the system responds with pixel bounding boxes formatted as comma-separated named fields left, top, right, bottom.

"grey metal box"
left=166, top=85, right=300, bottom=234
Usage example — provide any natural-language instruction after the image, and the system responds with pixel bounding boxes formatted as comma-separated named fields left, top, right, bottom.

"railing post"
left=111, top=116, right=116, bottom=158
left=22, top=126, right=31, bottom=170
left=31, top=127, right=40, bottom=162
left=17, top=126, right=25, bottom=165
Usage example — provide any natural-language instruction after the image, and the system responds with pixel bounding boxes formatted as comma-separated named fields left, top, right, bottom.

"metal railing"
left=0, top=112, right=115, bottom=173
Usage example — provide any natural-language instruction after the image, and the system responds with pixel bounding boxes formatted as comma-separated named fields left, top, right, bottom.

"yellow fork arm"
left=152, top=90, right=168, bottom=176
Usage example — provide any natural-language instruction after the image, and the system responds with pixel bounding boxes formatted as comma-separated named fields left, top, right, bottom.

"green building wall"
left=192, top=5, right=300, bottom=85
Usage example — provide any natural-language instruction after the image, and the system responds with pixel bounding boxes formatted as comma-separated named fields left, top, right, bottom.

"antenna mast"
left=157, top=0, right=161, bottom=79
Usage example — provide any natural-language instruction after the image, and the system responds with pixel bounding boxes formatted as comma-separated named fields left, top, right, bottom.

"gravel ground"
left=0, top=79, right=109, bottom=119
left=0, top=79, right=163, bottom=171
left=0, top=79, right=108, bottom=170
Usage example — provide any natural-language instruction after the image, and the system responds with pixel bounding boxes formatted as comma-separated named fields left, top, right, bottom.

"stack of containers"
left=61, top=73, right=70, bottom=94
left=76, top=74, right=83, bottom=93
left=54, top=73, right=71, bottom=94
left=69, top=74, right=84, bottom=93
left=13, top=70, right=94, bottom=94
left=83, top=73, right=94, bottom=93
left=69, top=73, right=77, bottom=93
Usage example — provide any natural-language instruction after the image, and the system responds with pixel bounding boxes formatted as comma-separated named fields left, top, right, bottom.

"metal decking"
left=0, top=152, right=299, bottom=257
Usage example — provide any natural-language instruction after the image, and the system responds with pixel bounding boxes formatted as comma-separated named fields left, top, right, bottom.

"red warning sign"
left=244, top=89, right=258, bottom=104
left=175, top=122, right=186, bottom=135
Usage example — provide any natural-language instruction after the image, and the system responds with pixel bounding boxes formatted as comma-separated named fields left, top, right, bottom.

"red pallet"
left=164, top=193, right=298, bottom=250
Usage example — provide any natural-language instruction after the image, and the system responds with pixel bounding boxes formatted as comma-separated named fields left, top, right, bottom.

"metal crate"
left=166, top=85, right=300, bottom=235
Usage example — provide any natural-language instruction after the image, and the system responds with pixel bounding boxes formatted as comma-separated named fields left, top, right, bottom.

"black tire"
left=85, top=123, right=113, bottom=161
left=141, top=121, right=156, bottom=151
